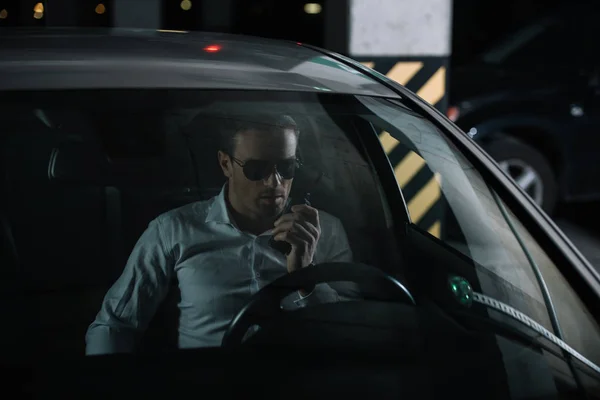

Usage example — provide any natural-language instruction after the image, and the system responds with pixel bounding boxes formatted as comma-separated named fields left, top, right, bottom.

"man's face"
left=219, top=128, right=297, bottom=219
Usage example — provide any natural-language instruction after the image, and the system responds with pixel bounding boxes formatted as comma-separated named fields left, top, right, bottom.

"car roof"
left=0, top=28, right=398, bottom=97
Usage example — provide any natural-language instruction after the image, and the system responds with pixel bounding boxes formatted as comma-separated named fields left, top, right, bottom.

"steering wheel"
left=221, top=262, right=415, bottom=347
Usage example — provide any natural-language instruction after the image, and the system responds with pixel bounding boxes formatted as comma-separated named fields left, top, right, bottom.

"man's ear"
left=218, top=150, right=233, bottom=179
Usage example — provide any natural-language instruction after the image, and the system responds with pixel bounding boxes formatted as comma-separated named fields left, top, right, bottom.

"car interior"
left=0, top=93, right=595, bottom=398
left=0, top=103, right=402, bottom=358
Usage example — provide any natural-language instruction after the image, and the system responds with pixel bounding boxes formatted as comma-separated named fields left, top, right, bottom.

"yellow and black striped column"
left=360, top=57, right=448, bottom=113
left=357, top=57, right=449, bottom=239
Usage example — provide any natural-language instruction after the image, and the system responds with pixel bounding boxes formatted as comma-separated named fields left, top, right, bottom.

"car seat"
left=0, top=112, right=121, bottom=358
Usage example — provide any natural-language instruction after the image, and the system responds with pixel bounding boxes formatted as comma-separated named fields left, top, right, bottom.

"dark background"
left=0, top=0, right=575, bottom=66
left=450, top=0, right=566, bottom=66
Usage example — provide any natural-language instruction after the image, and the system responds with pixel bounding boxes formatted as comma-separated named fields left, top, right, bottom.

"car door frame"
left=305, top=44, right=600, bottom=389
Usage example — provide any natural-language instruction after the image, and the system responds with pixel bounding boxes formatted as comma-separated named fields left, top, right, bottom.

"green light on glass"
left=448, top=275, right=473, bottom=307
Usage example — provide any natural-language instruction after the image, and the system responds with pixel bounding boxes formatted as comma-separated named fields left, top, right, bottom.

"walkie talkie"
left=269, top=192, right=311, bottom=255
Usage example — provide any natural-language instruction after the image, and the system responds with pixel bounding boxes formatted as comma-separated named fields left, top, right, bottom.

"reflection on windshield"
left=85, top=111, right=367, bottom=354
left=0, top=90, right=404, bottom=357
left=2, top=90, right=599, bottom=393
left=356, top=95, right=554, bottom=331
left=356, top=94, right=600, bottom=377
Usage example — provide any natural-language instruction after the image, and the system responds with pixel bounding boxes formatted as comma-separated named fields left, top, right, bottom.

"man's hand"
left=272, top=204, right=321, bottom=274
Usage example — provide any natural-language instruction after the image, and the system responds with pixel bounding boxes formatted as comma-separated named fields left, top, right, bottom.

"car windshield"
left=1, top=89, right=406, bottom=356
left=1, top=89, right=599, bottom=385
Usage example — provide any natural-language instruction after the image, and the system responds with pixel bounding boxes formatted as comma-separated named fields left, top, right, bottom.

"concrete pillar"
left=349, top=0, right=452, bottom=59
left=113, top=0, right=160, bottom=29
left=349, top=0, right=451, bottom=113
left=348, top=0, right=452, bottom=242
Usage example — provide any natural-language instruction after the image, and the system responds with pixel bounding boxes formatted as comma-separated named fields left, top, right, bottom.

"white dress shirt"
left=86, top=185, right=354, bottom=355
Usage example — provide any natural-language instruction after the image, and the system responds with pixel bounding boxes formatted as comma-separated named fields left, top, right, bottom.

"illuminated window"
left=304, top=3, right=322, bottom=14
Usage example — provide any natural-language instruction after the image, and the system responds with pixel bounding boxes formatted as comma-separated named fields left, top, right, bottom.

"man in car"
left=85, top=114, right=355, bottom=355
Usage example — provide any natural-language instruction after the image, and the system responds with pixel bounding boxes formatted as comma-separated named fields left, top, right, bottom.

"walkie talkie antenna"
left=304, top=192, right=311, bottom=206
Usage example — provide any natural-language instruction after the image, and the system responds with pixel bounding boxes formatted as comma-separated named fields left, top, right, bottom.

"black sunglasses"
left=229, top=155, right=299, bottom=181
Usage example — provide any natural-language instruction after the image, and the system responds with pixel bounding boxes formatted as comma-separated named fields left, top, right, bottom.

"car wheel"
left=484, top=136, right=558, bottom=215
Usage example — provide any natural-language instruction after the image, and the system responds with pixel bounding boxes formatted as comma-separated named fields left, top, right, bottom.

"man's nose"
left=263, top=167, right=283, bottom=186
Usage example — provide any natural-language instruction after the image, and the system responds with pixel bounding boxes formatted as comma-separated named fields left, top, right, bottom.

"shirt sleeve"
left=85, top=217, right=175, bottom=355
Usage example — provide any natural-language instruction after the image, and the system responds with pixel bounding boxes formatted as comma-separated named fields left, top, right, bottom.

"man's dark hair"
left=218, top=114, right=299, bottom=155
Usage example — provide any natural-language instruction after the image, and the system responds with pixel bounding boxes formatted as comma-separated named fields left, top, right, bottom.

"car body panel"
left=0, top=28, right=398, bottom=97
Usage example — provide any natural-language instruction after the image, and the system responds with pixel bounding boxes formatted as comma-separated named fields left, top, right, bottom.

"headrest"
left=47, top=141, right=111, bottom=185
left=47, top=137, right=201, bottom=188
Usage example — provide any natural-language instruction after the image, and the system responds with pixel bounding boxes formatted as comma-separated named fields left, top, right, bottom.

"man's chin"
left=263, top=206, right=284, bottom=218
left=257, top=199, right=285, bottom=217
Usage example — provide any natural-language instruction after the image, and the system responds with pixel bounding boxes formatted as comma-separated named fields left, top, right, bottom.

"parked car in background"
left=1, top=28, right=599, bottom=398
left=448, top=3, right=600, bottom=214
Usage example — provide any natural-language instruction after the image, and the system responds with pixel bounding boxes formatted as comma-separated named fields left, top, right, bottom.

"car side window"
left=356, top=96, right=600, bottom=371
left=357, top=96, right=555, bottom=328
left=362, top=95, right=600, bottom=394
left=357, top=95, right=600, bottom=395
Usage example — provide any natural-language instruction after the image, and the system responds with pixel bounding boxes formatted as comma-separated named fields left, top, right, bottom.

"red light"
left=296, top=42, right=302, bottom=45
left=446, top=106, right=460, bottom=122
left=204, top=44, right=221, bottom=53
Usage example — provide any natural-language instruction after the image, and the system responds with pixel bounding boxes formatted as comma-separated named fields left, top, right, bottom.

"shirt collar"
left=205, top=184, right=236, bottom=226
left=205, top=183, right=273, bottom=236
